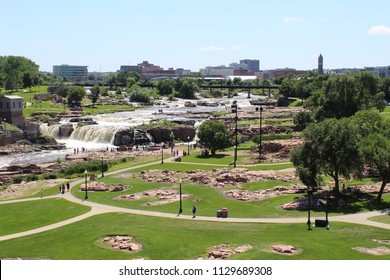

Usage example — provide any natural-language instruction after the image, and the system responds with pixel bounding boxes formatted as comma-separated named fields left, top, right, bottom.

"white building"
left=200, top=66, right=234, bottom=77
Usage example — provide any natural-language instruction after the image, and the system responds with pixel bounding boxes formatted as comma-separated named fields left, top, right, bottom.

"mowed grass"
left=0, top=212, right=389, bottom=260
left=0, top=198, right=90, bottom=236
left=368, top=214, right=390, bottom=224
left=70, top=164, right=316, bottom=219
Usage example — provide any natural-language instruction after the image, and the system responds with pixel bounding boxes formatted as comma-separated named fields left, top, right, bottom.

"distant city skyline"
left=1, top=0, right=389, bottom=72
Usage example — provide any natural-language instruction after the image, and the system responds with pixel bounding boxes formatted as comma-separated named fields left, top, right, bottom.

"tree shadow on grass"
left=293, top=193, right=390, bottom=215
left=195, top=154, right=230, bottom=159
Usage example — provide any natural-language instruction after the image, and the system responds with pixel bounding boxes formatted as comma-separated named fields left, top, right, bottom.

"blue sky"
left=1, top=0, right=389, bottom=72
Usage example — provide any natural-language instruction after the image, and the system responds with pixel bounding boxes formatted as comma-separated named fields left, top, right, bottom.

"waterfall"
left=40, top=124, right=60, bottom=138
left=69, top=125, right=119, bottom=144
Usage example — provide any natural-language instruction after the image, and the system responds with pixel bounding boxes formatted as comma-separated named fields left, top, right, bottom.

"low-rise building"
left=0, top=95, right=25, bottom=129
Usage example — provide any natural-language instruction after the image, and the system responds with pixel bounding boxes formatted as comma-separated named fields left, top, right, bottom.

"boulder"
left=272, top=245, right=297, bottom=254
left=59, top=123, right=74, bottom=138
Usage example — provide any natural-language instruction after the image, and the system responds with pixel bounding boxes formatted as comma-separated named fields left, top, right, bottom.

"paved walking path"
left=1, top=157, right=389, bottom=242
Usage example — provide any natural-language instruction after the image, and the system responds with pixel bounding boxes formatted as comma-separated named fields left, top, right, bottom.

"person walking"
left=192, top=205, right=197, bottom=218
left=66, top=182, right=70, bottom=192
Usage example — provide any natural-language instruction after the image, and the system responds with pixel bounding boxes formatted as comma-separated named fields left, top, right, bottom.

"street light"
left=3, top=118, right=6, bottom=130
left=187, top=136, right=190, bottom=155
left=161, top=142, right=164, bottom=164
left=255, top=106, right=263, bottom=162
left=101, top=156, right=104, bottom=178
left=178, top=178, right=183, bottom=216
left=231, top=101, right=238, bottom=168
left=84, top=170, right=88, bottom=200
left=170, top=132, right=174, bottom=154
left=326, top=186, right=330, bottom=230
left=307, top=188, right=313, bottom=230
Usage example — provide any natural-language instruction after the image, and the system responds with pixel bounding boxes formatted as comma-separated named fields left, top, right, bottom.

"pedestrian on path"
left=66, top=182, right=70, bottom=192
left=192, top=205, right=197, bottom=218
left=40, top=189, right=43, bottom=198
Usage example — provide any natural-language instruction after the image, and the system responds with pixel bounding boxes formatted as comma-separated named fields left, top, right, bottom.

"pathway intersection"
left=1, top=157, right=389, bottom=242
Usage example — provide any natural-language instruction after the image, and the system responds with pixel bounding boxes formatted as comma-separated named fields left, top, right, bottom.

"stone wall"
left=0, top=131, right=24, bottom=146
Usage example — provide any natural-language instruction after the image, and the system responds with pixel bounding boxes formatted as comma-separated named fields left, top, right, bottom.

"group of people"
left=59, top=182, right=71, bottom=194
left=73, top=147, right=88, bottom=154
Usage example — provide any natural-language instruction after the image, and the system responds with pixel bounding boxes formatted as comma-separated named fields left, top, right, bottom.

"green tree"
left=291, top=145, right=322, bottom=189
left=1, top=56, right=40, bottom=91
left=157, top=79, right=174, bottom=96
left=90, top=84, right=100, bottom=107
left=22, top=72, right=39, bottom=91
left=67, top=86, right=86, bottom=107
left=293, top=118, right=362, bottom=194
left=129, top=89, right=151, bottom=104
left=293, top=111, right=314, bottom=131
left=305, top=72, right=384, bottom=121
left=360, top=133, right=390, bottom=203
left=380, top=77, right=390, bottom=101
left=107, top=73, right=117, bottom=88
left=197, top=120, right=232, bottom=155
left=174, top=77, right=198, bottom=99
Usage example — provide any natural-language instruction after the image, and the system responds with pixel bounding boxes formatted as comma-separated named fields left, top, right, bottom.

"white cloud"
left=199, top=46, right=227, bottom=52
left=368, top=25, right=390, bottom=35
left=283, top=16, right=303, bottom=24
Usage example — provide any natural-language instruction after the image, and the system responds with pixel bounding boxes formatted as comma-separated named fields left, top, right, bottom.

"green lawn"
left=73, top=176, right=306, bottom=218
left=0, top=198, right=90, bottom=236
left=368, top=214, right=390, bottom=224
left=82, top=104, right=137, bottom=115
left=0, top=212, right=388, bottom=260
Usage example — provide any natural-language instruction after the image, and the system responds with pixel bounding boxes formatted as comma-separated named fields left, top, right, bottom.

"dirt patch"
left=224, top=185, right=306, bottom=201
left=117, top=188, right=190, bottom=206
left=0, top=179, right=67, bottom=200
left=133, top=168, right=297, bottom=189
left=79, top=182, right=130, bottom=192
left=373, top=239, right=390, bottom=245
left=100, top=235, right=142, bottom=253
left=352, top=246, right=390, bottom=256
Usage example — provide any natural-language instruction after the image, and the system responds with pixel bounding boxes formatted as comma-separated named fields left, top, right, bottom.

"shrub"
left=12, top=176, right=24, bottom=184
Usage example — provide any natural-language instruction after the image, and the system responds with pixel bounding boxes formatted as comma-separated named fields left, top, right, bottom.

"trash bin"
left=216, top=210, right=222, bottom=218
left=221, top=208, right=228, bottom=218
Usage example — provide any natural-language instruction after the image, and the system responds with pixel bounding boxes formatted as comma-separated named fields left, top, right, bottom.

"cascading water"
left=39, top=124, right=60, bottom=139
left=69, top=125, right=119, bottom=144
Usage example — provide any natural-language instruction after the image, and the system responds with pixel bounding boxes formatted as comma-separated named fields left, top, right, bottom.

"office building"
left=240, top=59, right=260, bottom=73
left=53, top=65, right=88, bottom=81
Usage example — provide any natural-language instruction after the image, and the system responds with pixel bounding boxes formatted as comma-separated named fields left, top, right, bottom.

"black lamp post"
left=187, top=136, right=190, bottom=155
left=170, top=132, right=174, bottom=154
left=178, top=178, right=183, bottom=216
left=255, top=106, right=263, bottom=162
left=84, top=170, right=88, bottom=200
left=101, top=156, right=104, bottom=178
left=307, top=188, right=313, bottom=230
left=231, top=101, right=238, bottom=168
left=326, top=187, right=330, bottom=229
left=161, top=142, right=164, bottom=164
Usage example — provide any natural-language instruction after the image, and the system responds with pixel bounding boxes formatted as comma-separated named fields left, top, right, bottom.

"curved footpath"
left=1, top=158, right=389, bottom=242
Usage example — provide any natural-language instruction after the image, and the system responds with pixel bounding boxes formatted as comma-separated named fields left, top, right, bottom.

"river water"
left=0, top=93, right=259, bottom=167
